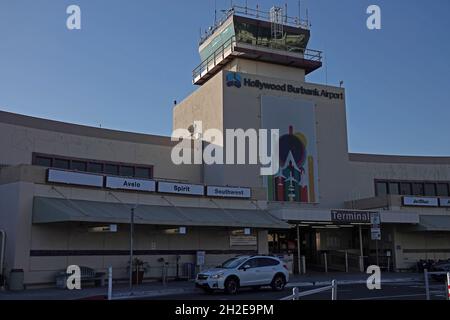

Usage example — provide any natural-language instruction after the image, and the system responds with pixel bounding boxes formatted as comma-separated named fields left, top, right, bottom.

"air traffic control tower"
left=193, top=5, right=322, bottom=85
left=174, top=5, right=350, bottom=208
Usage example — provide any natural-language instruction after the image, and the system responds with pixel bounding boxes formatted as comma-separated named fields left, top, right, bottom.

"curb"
left=109, top=287, right=198, bottom=300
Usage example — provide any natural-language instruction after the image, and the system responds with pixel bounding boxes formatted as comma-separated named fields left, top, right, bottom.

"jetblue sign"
left=226, top=72, right=344, bottom=101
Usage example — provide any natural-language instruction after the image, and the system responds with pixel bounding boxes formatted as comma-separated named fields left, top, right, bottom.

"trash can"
left=55, top=272, right=68, bottom=289
left=9, top=269, right=24, bottom=291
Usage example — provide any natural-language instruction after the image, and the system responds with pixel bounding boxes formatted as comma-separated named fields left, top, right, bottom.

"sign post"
left=370, top=212, right=381, bottom=267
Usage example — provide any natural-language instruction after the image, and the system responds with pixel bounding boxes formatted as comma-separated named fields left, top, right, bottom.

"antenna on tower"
left=285, top=3, right=288, bottom=23
left=298, top=0, right=301, bottom=25
left=214, top=0, right=217, bottom=25
left=270, top=6, right=284, bottom=40
left=306, top=8, right=310, bottom=26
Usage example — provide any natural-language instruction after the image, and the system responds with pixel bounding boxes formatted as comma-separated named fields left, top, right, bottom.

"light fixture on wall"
left=164, top=227, right=187, bottom=235
left=88, top=225, right=118, bottom=233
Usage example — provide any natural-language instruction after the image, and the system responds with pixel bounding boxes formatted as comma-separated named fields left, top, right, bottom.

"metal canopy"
left=32, top=197, right=290, bottom=229
left=413, top=215, right=450, bottom=232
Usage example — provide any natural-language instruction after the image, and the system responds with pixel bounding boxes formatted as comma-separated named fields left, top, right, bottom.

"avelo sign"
left=106, top=176, right=156, bottom=192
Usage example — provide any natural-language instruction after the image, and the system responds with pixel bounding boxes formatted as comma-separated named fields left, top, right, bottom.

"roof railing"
left=200, top=5, right=309, bottom=45
left=193, top=35, right=322, bottom=83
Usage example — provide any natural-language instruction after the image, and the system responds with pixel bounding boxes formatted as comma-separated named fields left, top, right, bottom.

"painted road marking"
left=353, top=293, right=426, bottom=300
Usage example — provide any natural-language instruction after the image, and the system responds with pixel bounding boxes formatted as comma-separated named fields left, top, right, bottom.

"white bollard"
left=447, top=272, right=450, bottom=301
left=424, top=269, right=430, bottom=301
left=301, top=256, right=306, bottom=275
left=292, top=287, right=299, bottom=300
left=331, top=280, right=337, bottom=301
left=345, top=251, right=349, bottom=273
left=107, top=266, right=113, bottom=301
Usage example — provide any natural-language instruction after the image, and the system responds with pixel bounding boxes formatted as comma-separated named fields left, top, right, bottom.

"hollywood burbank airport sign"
left=226, top=72, right=344, bottom=101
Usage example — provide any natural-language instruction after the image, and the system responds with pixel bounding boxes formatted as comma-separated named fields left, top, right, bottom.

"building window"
left=412, top=183, right=424, bottom=196
left=424, top=183, right=436, bottom=197
left=32, top=153, right=154, bottom=179
left=437, top=183, right=450, bottom=196
left=104, top=164, right=119, bottom=176
left=54, top=158, right=70, bottom=169
left=400, top=183, right=412, bottom=196
left=71, top=160, right=87, bottom=172
left=35, top=155, right=52, bottom=167
left=135, top=167, right=151, bottom=179
left=120, top=166, right=134, bottom=177
left=375, top=182, right=388, bottom=196
left=88, top=162, right=103, bottom=173
left=389, top=183, right=399, bottom=195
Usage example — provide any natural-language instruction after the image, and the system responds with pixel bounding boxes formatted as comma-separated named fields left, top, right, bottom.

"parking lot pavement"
left=151, top=280, right=449, bottom=301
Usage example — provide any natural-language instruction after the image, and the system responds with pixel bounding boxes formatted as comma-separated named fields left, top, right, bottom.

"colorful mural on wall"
left=261, top=96, right=319, bottom=203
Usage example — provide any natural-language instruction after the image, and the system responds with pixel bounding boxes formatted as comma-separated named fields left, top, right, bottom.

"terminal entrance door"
left=269, top=225, right=370, bottom=273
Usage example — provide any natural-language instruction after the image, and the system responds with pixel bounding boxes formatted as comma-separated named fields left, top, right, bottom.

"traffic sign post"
left=370, top=213, right=381, bottom=266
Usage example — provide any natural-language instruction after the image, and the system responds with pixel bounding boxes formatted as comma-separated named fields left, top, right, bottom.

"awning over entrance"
left=32, top=197, right=290, bottom=229
left=413, top=215, right=450, bottom=232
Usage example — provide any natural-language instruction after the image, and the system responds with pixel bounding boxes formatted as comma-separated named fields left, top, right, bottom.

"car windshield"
left=220, top=257, right=248, bottom=269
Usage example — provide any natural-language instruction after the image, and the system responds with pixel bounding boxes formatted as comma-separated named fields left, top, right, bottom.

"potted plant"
left=127, top=258, right=149, bottom=285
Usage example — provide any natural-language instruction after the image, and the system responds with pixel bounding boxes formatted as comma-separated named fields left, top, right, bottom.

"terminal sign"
left=106, top=176, right=156, bottom=192
left=158, top=182, right=204, bottom=196
left=331, top=210, right=373, bottom=224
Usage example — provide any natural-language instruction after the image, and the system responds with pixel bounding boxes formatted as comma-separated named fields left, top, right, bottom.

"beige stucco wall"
left=225, top=58, right=306, bottom=82
left=393, top=227, right=450, bottom=269
left=0, top=115, right=202, bottom=184
left=348, top=160, right=450, bottom=200
left=218, top=69, right=350, bottom=208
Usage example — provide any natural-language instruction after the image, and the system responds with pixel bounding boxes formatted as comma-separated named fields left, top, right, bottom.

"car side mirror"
left=242, top=264, right=251, bottom=271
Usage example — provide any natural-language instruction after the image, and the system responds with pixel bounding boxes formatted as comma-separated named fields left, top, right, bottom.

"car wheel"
left=271, top=274, right=286, bottom=292
left=224, top=277, right=239, bottom=295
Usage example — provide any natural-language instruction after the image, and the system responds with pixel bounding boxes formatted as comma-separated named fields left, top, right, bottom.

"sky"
left=0, top=0, right=449, bottom=156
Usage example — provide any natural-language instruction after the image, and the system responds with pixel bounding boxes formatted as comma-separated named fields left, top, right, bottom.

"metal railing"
left=193, top=35, right=322, bottom=82
left=320, top=251, right=366, bottom=273
left=423, top=269, right=450, bottom=301
left=281, top=280, right=338, bottom=300
left=200, top=5, right=309, bottom=45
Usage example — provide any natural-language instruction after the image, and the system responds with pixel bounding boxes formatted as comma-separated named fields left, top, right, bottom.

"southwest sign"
left=206, top=186, right=251, bottom=199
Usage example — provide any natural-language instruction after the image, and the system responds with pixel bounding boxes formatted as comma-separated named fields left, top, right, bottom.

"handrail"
left=281, top=280, right=338, bottom=300
left=193, top=35, right=323, bottom=82
left=200, top=5, right=310, bottom=45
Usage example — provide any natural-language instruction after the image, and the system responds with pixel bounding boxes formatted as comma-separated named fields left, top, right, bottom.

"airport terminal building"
left=1, top=6, right=450, bottom=287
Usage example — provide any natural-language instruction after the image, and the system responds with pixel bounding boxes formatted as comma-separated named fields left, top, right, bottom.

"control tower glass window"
left=234, top=20, right=308, bottom=53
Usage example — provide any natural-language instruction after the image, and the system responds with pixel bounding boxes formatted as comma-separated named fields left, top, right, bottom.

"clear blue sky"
left=0, top=0, right=449, bottom=156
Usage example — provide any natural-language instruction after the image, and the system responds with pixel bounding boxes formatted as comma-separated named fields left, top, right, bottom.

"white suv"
left=195, top=255, right=289, bottom=294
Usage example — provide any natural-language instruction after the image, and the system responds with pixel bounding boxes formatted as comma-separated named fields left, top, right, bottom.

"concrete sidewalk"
left=0, top=272, right=424, bottom=300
